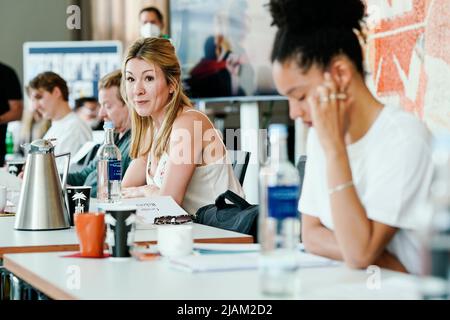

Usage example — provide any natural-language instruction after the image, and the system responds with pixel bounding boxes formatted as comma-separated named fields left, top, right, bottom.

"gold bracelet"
left=328, top=181, right=354, bottom=195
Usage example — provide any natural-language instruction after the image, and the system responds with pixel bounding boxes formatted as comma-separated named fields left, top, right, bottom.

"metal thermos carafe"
left=14, top=139, right=71, bottom=230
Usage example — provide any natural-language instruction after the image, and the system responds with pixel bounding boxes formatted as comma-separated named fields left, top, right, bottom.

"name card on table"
left=94, top=196, right=188, bottom=229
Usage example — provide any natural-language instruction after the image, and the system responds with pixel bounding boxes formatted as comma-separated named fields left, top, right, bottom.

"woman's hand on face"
left=308, top=72, right=350, bottom=157
left=121, top=185, right=159, bottom=198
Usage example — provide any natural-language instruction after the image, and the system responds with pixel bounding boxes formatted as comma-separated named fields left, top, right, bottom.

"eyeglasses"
left=154, top=215, right=193, bottom=225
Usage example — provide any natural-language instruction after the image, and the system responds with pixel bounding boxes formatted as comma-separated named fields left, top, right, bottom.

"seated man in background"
left=67, top=70, right=132, bottom=197
left=27, top=71, right=92, bottom=170
left=74, top=96, right=103, bottom=130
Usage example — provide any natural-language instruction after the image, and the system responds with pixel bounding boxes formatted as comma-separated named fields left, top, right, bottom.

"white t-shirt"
left=44, top=112, right=92, bottom=171
left=299, top=106, right=433, bottom=274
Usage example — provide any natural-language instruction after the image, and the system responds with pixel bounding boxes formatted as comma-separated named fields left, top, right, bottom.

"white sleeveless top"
left=146, top=109, right=245, bottom=215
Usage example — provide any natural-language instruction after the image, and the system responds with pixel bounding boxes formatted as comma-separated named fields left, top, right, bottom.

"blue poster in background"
left=23, top=41, right=122, bottom=107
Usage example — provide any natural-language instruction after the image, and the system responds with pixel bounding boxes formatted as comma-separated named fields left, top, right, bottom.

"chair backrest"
left=296, top=155, right=307, bottom=240
left=296, top=155, right=307, bottom=200
left=82, top=143, right=101, bottom=167
left=69, top=143, right=101, bottom=173
left=229, top=150, right=251, bottom=186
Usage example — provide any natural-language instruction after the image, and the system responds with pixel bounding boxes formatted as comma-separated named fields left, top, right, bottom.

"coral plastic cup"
left=74, top=212, right=106, bottom=258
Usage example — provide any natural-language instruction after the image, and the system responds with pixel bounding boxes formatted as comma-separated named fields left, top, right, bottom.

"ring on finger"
left=336, top=92, right=347, bottom=100
left=329, top=93, right=337, bottom=101
left=319, top=95, right=330, bottom=103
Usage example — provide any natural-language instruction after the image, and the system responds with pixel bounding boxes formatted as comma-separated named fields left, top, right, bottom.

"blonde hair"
left=20, top=109, right=51, bottom=144
left=121, top=38, right=192, bottom=160
left=99, top=69, right=124, bottom=103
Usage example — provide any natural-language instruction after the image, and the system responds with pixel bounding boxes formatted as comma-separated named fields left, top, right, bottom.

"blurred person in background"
left=0, top=62, right=24, bottom=165
left=139, top=6, right=165, bottom=38
left=187, top=35, right=234, bottom=98
left=18, top=108, right=51, bottom=153
left=68, top=70, right=132, bottom=197
left=74, top=96, right=103, bottom=130
left=27, top=71, right=92, bottom=170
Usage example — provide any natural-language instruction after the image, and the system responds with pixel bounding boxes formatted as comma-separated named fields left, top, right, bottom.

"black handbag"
left=194, top=190, right=258, bottom=242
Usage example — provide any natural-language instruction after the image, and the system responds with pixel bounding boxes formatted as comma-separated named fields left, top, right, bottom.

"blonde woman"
left=121, top=38, right=244, bottom=216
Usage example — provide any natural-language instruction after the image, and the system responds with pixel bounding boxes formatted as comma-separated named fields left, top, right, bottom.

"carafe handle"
left=55, top=152, right=71, bottom=190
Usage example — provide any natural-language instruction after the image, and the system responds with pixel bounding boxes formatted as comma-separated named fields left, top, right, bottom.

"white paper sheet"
left=94, top=196, right=188, bottom=229
left=169, top=251, right=341, bottom=273
left=70, top=141, right=98, bottom=164
left=193, top=243, right=261, bottom=253
left=192, top=243, right=305, bottom=254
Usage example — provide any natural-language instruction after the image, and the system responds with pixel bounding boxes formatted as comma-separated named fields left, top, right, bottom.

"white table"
left=0, top=217, right=252, bottom=258
left=3, top=251, right=421, bottom=300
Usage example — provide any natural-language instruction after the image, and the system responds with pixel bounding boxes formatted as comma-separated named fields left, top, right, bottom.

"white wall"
left=0, top=0, right=75, bottom=85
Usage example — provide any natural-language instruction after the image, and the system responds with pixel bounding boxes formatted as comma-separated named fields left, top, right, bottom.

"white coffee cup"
left=0, top=186, right=7, bottom=212
left=157, top=225, right=193, bottom=258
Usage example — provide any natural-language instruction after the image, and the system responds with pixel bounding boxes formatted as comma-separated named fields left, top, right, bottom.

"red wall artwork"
left=365, top=0, right=450, bottom=133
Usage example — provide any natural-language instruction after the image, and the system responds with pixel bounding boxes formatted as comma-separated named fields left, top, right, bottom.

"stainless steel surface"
left=21, top=138, right=55, bottom=155
left=14, top=139, right=70, bottom=230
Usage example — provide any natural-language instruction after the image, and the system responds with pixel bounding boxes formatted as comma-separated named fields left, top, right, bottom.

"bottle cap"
left=28, top=139, right=55, bottom=154
left=268, top=124, right=288, bottom=137
left=103, top=121, right=114, bottom=130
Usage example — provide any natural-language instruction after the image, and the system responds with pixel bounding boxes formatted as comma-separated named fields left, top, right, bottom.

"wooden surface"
left=0, top=217, right=252, bottom=257
left=0, top=212, right=15, bottom=217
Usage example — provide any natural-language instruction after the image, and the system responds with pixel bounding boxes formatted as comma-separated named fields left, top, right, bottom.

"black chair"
left=81, top=143, right=100, bottom=167
left=296, top=155, right=307, bottom=242
left=229, top=150, right=251, bottom=186
left=0, top=267, right=10, bottom=300
left=69, top=143, right=100, bottom=173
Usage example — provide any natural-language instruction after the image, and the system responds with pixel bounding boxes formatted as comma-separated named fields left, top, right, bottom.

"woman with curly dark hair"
left=269, top=0, right=433, bottom=274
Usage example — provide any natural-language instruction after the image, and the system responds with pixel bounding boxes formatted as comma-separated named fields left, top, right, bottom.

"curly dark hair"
left=269, top=0, right=367, bottom=74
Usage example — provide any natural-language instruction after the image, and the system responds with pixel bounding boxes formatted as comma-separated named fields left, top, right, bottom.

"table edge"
left=0, top=236, right=253, bottom=258
left=4, top=255, right=78, bottom=300
left=0, top=244, right=80, bottom=258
